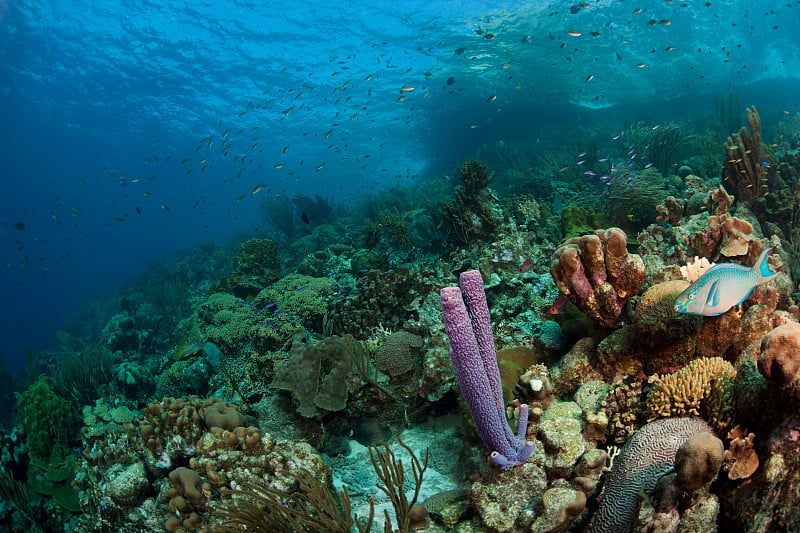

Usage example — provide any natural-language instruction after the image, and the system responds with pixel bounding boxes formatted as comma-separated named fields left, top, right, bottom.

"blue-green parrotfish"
left=674, top=247, right=780, bottom=316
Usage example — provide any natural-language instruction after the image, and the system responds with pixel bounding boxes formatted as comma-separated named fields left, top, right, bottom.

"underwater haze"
left=0, top=0, right=799, bottom=369
left=6, top=1, right=800, bottom=532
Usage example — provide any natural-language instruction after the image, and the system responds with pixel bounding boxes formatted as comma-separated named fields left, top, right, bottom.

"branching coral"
left=368, top=438, right=429, bottom=532
left=441, top=158, right=503, bottom=247
left=216, top=468, right=373, bottom=533
left=363, top=211, right=410, bottom=248
left=645, top=357, right=736, bottom=432
left=723, top=105, right=771, bottom=209
left=602, top=167, right=667, bottom=228
left=621, top=121, right=696, bottom=174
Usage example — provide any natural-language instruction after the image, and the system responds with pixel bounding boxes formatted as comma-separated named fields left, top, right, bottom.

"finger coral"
left=645, top=357, right=736, bottom=432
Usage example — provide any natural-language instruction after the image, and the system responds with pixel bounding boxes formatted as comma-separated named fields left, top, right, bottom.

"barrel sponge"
left=674, top=431, right=724, bottom=491
left=645, top=357, right=735, bottom=423
left=757, top=322, right=800, bottom=386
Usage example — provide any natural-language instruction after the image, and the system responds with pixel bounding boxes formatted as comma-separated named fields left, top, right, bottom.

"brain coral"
left=588, top=417, right=713, bottom=533
left=377, top=330, right=424, bottom=376
left=645, top=357, right=736, bottom=431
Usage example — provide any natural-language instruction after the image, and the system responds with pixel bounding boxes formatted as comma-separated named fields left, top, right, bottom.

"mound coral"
left=550, top=227, right=646, bottom=329
left=757, top=322, right=800, bottom=387
left=674, top=431, right=724, bottom=491
left=377, top=331, right=424, bottom=377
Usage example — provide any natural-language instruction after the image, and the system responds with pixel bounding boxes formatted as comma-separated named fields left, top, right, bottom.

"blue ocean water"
left=0, top=0, right=798, bottom=378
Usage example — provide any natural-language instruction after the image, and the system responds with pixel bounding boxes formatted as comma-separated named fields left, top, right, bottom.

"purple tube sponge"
left=440, top=270, right=533, bottom=469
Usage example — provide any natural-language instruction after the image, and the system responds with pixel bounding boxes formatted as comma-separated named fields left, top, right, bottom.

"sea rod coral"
left=440, top=270, right=533, bottom=469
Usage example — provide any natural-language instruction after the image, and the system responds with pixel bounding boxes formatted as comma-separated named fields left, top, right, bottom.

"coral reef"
left=19, top=93, right=800, bottom=533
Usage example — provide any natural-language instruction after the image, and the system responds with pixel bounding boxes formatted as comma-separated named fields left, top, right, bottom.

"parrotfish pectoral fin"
left=706, top=279, right=721, bottom=308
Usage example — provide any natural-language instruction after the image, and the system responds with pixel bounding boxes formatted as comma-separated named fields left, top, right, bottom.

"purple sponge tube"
left=441, top=270, right=533, bottom=469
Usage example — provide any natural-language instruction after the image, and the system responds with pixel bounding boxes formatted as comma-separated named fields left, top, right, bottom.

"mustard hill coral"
left=550, top=227, right=646, bottom=329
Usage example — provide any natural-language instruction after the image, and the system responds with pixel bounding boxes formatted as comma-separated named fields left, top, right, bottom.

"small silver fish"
left=674, top=247, right=779, bottom=316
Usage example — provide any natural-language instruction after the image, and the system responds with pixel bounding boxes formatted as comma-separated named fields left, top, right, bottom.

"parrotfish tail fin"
left=755, top=247, right=780, bottom=283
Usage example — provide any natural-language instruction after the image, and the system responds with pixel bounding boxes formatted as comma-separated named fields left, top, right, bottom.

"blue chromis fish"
left=674, top=247, right=779, bottom=316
